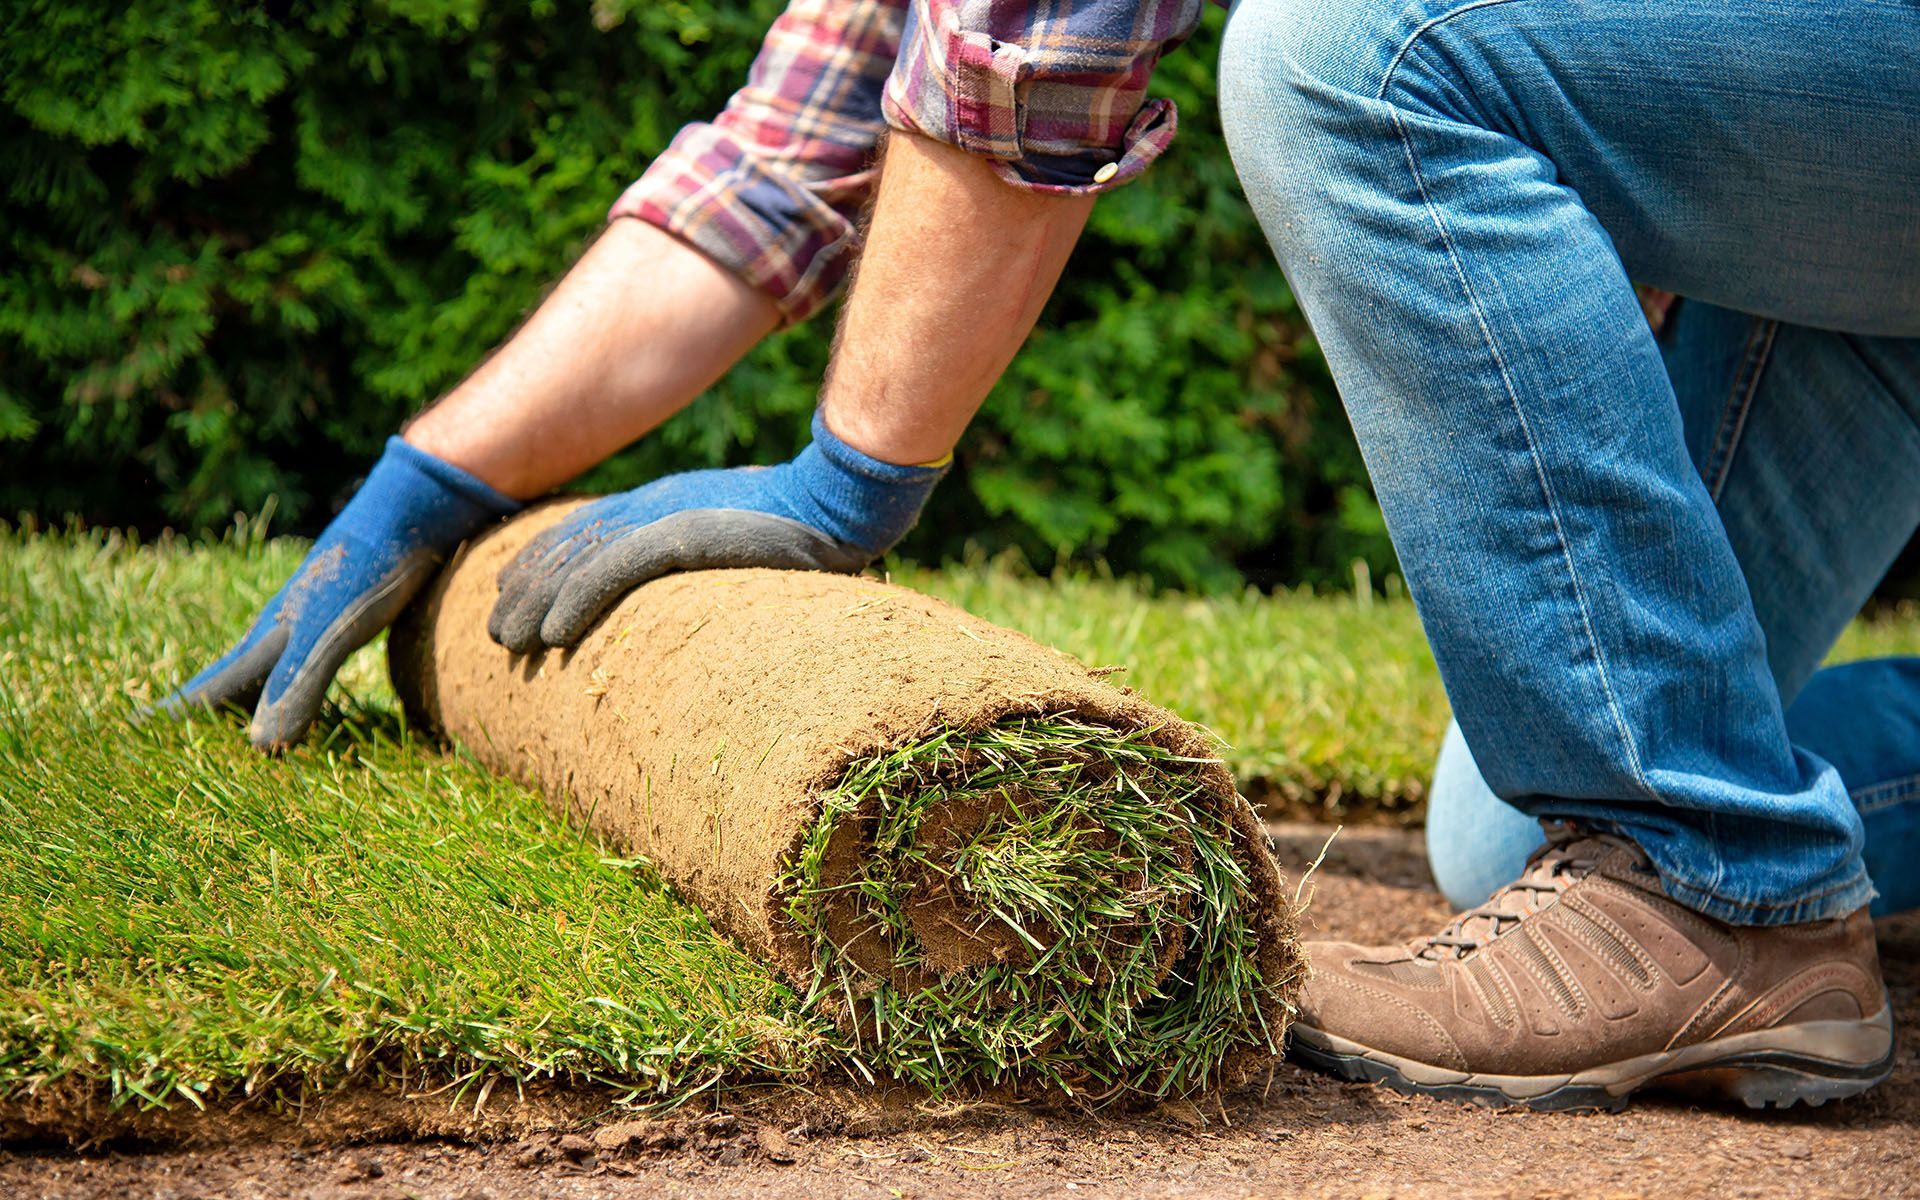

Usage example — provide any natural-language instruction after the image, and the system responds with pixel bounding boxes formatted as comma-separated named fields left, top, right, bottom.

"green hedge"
left=0, top=0, right=1393, bottom=590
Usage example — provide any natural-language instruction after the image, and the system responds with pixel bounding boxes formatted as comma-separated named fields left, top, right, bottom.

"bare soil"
left=5, top=823, right=1915, bottom=1200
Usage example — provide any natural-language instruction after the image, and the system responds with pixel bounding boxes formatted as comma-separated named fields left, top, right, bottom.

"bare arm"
left=409, top=127, right=1089, bottom=503
left=820, top=132, right=1096, bottom=466
left=404, top=219, right=781, bottom=498
left=407, top=0, right=911, bottom=496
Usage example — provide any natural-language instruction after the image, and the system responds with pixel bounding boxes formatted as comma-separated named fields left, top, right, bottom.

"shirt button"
left=1093, top=162, right=1119, bottom=184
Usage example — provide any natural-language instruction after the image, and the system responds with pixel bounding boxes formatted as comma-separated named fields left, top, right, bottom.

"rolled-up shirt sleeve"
left=610, top=0, right=906, bottom=326
left=881, top=0, right=1204, bottom=195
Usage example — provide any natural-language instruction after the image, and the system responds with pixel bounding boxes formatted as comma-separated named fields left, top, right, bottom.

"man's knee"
left=1425, top=721, right=1547, bottom=909
left=1213, top=0, right=1443, bottom=198
left=1221, top=0, right=1513, bottom=153
left=1218, top=0, right=1424, bottom=126
left=1218, top=0, right=1329, bottom=153
left=1218, top=0, right=1423, bottom=235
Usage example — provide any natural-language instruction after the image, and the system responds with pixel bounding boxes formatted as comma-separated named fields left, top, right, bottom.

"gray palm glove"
left=488, top=411, right=949, bottom=653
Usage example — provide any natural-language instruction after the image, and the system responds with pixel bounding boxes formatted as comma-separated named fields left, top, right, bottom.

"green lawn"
left=2, top=527, right=1916, bottom=1113
left=895, top=564, right=1447, bottom=810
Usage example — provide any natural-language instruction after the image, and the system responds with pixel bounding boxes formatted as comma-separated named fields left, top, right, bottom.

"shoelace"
left=1415, top=823, right=1627, bottom=962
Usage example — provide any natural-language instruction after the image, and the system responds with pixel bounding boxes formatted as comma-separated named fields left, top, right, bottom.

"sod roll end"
left=391, top=502, right=1302, bottom=1101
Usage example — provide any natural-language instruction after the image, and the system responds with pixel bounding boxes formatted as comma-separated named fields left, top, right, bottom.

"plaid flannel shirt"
left=611, top=0, right=1205, bottom=325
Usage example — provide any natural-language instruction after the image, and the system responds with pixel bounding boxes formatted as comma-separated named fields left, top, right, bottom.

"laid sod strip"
left=390, top=503, right=1301, bottom=1105
left=0, top=703, right=822, bottom=1109
left=0, top=528, right=824, bottom=1112
left=5, top=522, right=1917, bottom=1114
left=784, top=718, right=1272, bottom=1100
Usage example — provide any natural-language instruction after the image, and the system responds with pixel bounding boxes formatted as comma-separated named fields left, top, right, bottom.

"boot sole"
left=1288, top=1004, right=1896, bottom=1113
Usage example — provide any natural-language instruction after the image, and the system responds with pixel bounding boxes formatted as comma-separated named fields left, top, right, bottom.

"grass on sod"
left=1, top=528, right=825, bottom=1113
left=782, top=717, right=1275, bottom=1102
left=3, top=524, right=1917, bottom=1112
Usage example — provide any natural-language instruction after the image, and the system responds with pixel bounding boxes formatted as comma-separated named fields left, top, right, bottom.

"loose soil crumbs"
left=4, top=823, right=1913, bottom=1200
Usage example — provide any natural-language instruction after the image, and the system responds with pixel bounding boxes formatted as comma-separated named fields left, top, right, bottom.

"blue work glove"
left=157, top=437, right=520, bottom=750
left=488, top=411, right=948, bottom=653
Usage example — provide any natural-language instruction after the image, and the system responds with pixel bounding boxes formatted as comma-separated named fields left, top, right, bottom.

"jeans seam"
left=1704, top=318, right=1777, bottom=503
left=1855, top=773, right=1920, bottom=815
left=1384, top=113, right=1663, bottom=812
left=1375, top=0, right=1527, bottom=103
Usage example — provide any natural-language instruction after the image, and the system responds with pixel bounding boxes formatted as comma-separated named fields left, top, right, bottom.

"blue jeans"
left=1219, top=0, right=1920, bottom=924
left=1426, top=300, right=1920, bottom=919
left=1429, top=657, right=1920, bottom=916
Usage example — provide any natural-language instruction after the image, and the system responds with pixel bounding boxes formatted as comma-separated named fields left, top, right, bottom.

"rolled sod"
left=390, top=503, right=1302, bottom=1101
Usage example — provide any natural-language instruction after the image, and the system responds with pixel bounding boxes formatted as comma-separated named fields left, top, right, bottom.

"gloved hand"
left=488, top=410, right=948, bottom=653
left=157, top=437, right=520, bottom=750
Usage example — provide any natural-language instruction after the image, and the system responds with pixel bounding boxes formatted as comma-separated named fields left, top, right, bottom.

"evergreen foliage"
left=0, top=1, right=1392, bottom=589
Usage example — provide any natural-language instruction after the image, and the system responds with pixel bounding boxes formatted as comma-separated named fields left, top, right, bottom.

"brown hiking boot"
left=1289, top=823, right=1894, bottom=1111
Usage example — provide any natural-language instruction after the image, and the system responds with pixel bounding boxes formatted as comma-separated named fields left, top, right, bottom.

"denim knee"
left=1218, top=0, right=1319, bottom=176
left=1222, top=0, right=1414, bottom=101
left=1219, top=0, right=1370, bottom=272
left=1424, top=720, right=1547, bottom=909
left=1222, top=0, right=1500, bottom=123
left=1220, top=0, right=1496, bottom=272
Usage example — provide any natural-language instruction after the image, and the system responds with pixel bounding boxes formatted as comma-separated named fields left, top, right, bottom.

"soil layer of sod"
left=389, top=503, right=1302, bottom=1104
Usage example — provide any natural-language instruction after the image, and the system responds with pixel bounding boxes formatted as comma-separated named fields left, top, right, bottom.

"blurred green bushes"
left=0, top=0, right=1393, bottom=590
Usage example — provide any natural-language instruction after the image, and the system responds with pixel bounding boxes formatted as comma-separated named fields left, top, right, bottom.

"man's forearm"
left=821, top=133, right=1095, bottom=466
left=405, top=219, right=781, bottom=498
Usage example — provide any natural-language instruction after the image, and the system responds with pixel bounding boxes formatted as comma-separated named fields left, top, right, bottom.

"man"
left=165, top=0, right=1916, bottom=1111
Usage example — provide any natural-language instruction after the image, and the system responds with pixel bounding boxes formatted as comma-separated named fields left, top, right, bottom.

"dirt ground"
left=4, top=823, right=1915, bottom=1200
